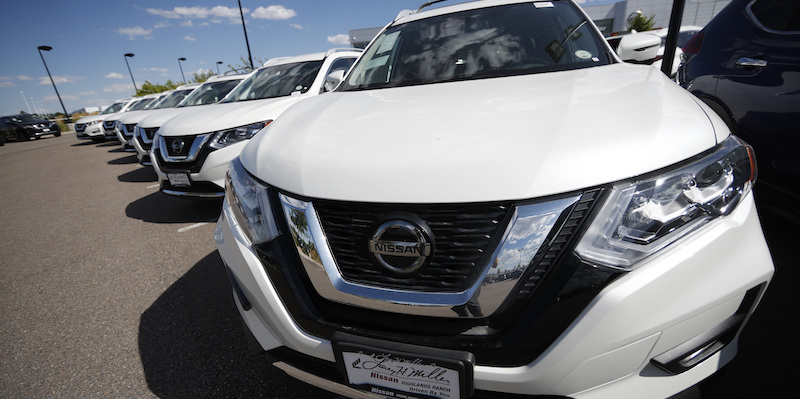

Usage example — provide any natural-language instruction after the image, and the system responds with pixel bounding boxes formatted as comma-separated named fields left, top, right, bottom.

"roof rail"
left=417, top=0, right=449, bottom=12
left=325, top=48, right=364, bottom=57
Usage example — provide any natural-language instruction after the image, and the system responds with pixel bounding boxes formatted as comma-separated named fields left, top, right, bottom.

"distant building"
left=72, top=106, right=102, bottom=115
left=349, top=0, right=731, bottom=46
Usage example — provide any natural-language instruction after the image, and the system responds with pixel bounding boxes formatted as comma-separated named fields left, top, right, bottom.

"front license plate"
left=167, top=173, right=191, bottom=187
left=333, top=333, right=474, bottom=399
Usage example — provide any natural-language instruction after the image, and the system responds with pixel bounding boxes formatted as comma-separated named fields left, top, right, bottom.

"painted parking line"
left=178, top=222, right=208, bottom=233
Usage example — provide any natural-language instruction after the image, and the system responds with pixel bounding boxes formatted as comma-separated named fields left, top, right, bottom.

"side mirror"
left=323, top=70, right=345, bottom=92
left=617, top=33, right=661, bottom=63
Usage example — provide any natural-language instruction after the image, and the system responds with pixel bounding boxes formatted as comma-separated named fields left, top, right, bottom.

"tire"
left=54, top=131, right=61, bottom=137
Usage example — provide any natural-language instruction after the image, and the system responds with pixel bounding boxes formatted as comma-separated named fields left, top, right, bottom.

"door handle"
left=736, top=57, right=768, bottom=67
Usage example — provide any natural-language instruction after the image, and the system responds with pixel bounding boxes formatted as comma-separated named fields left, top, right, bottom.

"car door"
left=714, top=0, right=800, bottom=185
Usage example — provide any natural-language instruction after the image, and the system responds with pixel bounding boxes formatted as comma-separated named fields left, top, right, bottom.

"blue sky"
left=0, top=0, right=620, bottom=117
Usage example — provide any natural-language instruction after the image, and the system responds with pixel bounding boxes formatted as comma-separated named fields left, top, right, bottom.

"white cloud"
left=17, top=75, right=34, bottom=81
left=105, top=72, right=125, bottom=79
left=39, top=76, right=84, bottom=85
left=327, top=34, right=350, bottom=45
left=0, top=81, right=14, bottom=88
left=103, top=83, right=134, bottom=93
left=290, top=24, right=303, bottom=30
left=147, top=6, right=245, bottom=22
left=183, top=35, right=197, bottom=41
left=251, top=5, right=296, bottom=20
left=143, top=67, right=169, bottom=73
left=115, top=26, right=153, bottom=40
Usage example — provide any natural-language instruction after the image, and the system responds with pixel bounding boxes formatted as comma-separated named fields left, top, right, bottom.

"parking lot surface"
left=0, top=133, right=795, bottom=398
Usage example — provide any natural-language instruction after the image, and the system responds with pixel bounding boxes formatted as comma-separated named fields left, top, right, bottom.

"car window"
left=128, top=98, right=157, bottom=111
left=221, top=60, right=325, bottom=102
left=749, top=0, right=800, bottom=32
left=101, top=101, right=127, bottom=114
left=152, top=89, right=195, bottom=109
left=180, top=80, right=242, bottom=106
left=342, top=1, right=610, bottom=91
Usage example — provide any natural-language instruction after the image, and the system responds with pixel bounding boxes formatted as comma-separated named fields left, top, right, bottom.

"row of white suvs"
left=77, top=2, right=775, bottom=398
left=75, top=48, right=361, bottom=197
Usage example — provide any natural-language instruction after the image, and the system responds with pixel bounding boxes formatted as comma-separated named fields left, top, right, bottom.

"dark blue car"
left=679, top=0, right=800, bottom=200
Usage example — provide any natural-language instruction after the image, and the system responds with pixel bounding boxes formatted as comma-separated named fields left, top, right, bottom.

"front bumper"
left=214, top=192, right=773, bottom=399
left=151, top=140, right=247, bottom=198
left=75, top=123, right=104, bottom=139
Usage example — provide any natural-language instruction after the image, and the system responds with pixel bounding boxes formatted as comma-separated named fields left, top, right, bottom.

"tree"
left=225, top=55, right=266, bottom=74
left=628, top=12, right=656, bottom=32
left=191, top=70, right=216, bottom=83
left=136, top=80, right=182, bottom=96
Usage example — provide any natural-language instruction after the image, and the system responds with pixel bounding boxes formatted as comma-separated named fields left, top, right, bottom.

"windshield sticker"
left=546, top=40, right=566, bottom=63
left=376, top=32, right=400, bottom=55
left=575, top=50, right=592, bottom=60
left=534, top=1, right=554, bottom=8
left=365, top=55, right=389, bottom=70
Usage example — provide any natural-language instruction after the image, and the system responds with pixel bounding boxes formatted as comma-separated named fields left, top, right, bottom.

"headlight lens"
left=87, top=120, right=102, bottom=126
left=210, top=120, right=272, bottom=150
left=575, top=136, right=756, bottom=270
left=226, top=157, right=280, bottom=244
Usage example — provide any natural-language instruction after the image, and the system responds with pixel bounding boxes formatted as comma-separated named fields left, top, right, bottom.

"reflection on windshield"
left=152, top=89, right=194, bottom=109
left=222, top=61, right=323, bottom=103
left=101, top=102, right=126, bottom=114
left=128, top=98, right=157, bottom=111
left=343, top=2, right=609, bottom=90
left=180, top=80, right=242, bottom=106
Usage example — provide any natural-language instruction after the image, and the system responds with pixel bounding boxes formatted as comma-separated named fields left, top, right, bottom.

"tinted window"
left=180, top=79, right=242, bottom=106
left=750, top=0, right=800, bottom=32
left=101, top=101, right=127, bottom=114
left=152, top=89, right=195, bottom=109
left=128, top=98, right=157, bottom=111
left=222, top=60, right=324, bottom=102
left=342, top=2, right=610, bottom=90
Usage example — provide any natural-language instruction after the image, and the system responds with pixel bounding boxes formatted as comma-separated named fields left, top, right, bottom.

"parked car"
left=0, top=113, right=61, bottom=144
left=100, top=92, right=168, bottom=144
left=74, top=98, right=136, bottom=142
left=150, top=49, right=360, bottom=198
left=114, top=83, right=202, bottom=150
left=679, top=0, right=800, bottom=200
left=215, top=1, right=774, bottom=398
left=131, top=73, right=248, bottom=165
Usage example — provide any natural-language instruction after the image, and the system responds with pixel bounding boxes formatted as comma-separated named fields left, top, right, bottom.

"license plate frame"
left=332, top=332, right=474, bottom=399
left=167, top=172, right=191, bottom=187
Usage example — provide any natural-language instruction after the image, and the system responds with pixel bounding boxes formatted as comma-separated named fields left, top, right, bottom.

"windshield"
left=12, top=114, right=45, bottom=123
left=221, top=60, right=323, bottom=102
left=180, top=79, right=242, bottom=106
left=152, top=89, right=195, bottom=109
left=101, top=101, right=127, bottom=114
left=128, top=97, right=158, bottom=111
left=342, top=1, right=610, bottom=91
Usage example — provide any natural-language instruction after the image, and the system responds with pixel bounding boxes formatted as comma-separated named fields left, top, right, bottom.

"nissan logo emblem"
left=170, top=138, right=185, bottom=153
left=368, top=218, right=433, bottom=274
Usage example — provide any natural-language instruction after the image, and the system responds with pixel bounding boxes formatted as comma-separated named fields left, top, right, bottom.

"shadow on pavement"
left=138, top=251, right=337, bottom=398
left=109, top=154, right=139, bottom=165
left=126, top=191, right=222, bottom=224
left=119, top=167, right=158, bottom=183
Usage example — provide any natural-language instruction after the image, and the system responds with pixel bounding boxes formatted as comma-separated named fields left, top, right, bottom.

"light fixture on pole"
left=37, top=45, right=71, bottom=123
left=178, top=57, right=187, bottom=83
left=237, top=0, right=254, bottom=71
left=124, top=53, right=138, bottom=94
left=216, top=61, right=223, bottom=75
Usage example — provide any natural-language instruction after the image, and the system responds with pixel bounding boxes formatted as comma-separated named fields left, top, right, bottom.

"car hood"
left=158, top=96, right=304, bottom=137
left=242, top=64, right=726, bottom=203
left=116, top=110, right=155, bottom=125
left=137, top=106, right=206, bottom=129
left=75, top=114, right=105, bottom=124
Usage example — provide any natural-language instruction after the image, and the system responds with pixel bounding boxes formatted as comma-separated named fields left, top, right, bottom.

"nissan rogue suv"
left=151, top=49, right=360, bottom=198
left=215, top=1, right=774, bottom=398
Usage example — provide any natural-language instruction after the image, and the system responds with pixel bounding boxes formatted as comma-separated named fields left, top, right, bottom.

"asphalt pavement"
left=0, top=133, right=795, bottom=398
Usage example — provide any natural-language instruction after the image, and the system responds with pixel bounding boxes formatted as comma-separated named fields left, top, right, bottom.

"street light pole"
left=216, top=61, right=223, bottom=75
left=37, top=45, right=71, bottom=123
left=238, top=0, right=254, bottom=71
left=178, top=57, right=187, bottom=83
left=124, top=53, right=138, bottom=94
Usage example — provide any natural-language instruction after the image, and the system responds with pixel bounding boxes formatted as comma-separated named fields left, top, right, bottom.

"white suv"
left=130, top=73, right=248, bottom=165
left=74, top=98, right=135, bottom=142
left=114, top=83, right=202, bottom=150
left=215, top=1, right=774, bottom=398
left=151, top=49, right=361, bottom=198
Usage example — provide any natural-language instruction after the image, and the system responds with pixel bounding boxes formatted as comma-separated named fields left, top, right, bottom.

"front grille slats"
left=314, top=201, right=510, bottom=292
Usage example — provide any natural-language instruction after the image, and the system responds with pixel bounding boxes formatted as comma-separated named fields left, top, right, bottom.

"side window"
left=750, top=0, right=800, bottom=32
left=327, top=57, right=356, bottom=76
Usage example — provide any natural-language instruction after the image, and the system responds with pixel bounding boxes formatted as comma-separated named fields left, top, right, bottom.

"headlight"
left=210, top=120, right=272, bottom=150
left=86, top=120, right=102, bottom=126
left=225, top=157, right=280, bottom=244
left=575, top=136, right=756, bottom=270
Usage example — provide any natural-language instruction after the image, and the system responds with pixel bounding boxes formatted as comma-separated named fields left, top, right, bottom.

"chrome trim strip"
left=162, top=188, right=225, bottom=198
left=280, top=193, right=581, bottom=318
left=272, top=362, right=381, bottom=399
